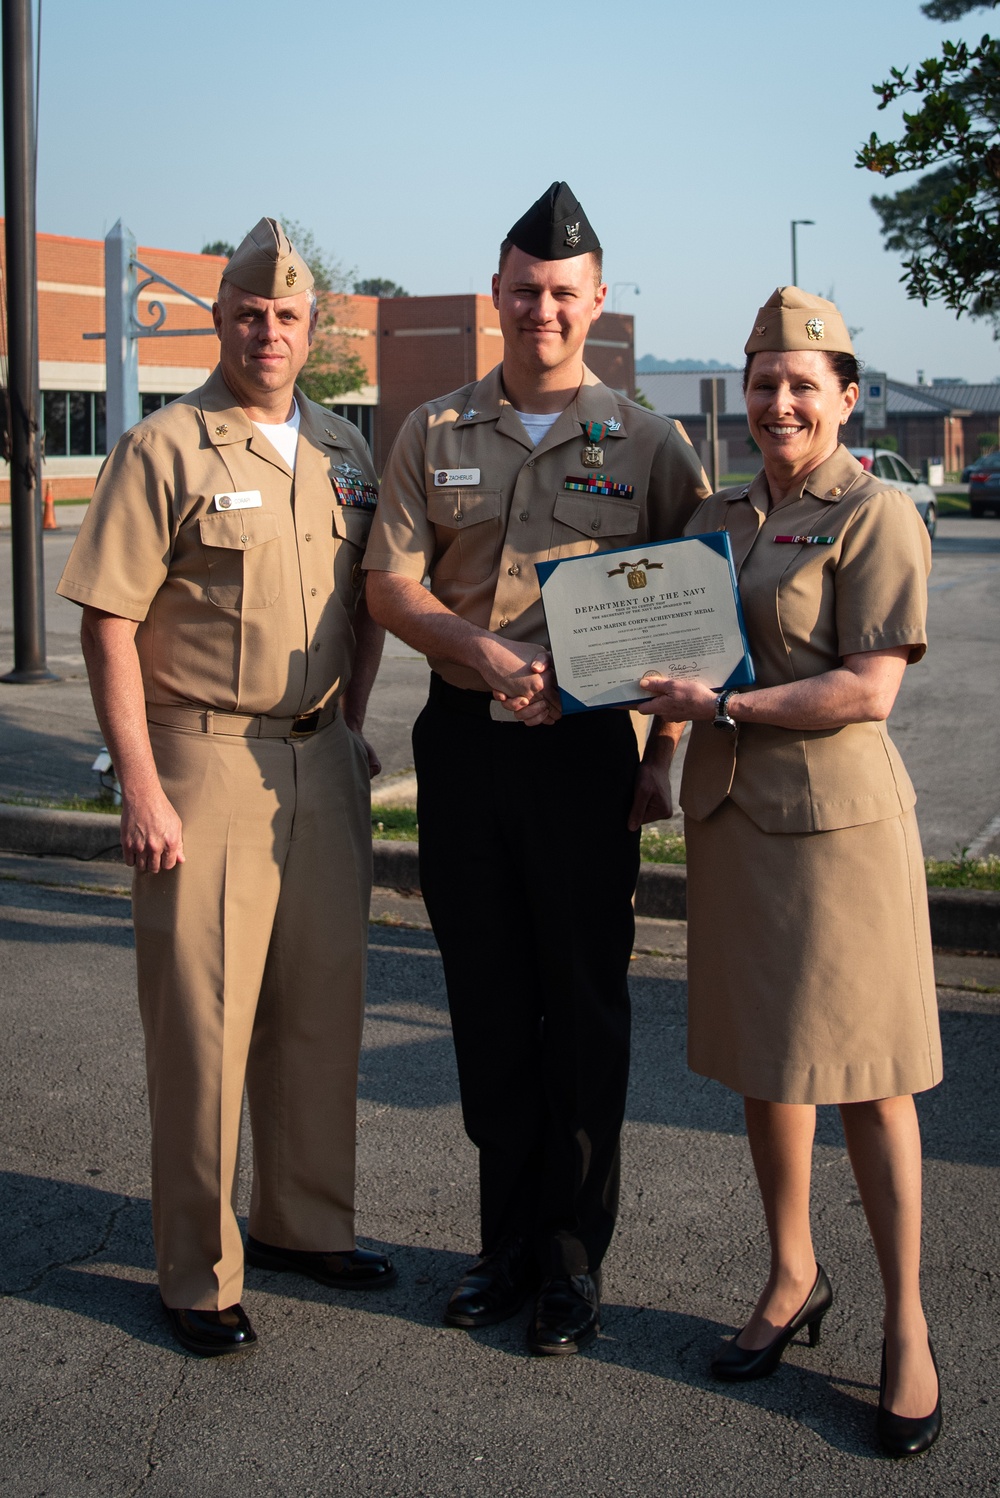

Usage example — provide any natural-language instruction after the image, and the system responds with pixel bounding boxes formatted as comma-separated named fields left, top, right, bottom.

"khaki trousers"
left=133, top=712, right=372, bottom=1309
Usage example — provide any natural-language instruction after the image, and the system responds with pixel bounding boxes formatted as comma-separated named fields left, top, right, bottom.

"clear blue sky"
left=16, top=0, right=1000, bottom=382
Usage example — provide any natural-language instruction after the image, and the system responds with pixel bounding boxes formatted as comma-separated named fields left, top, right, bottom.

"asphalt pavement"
left=0, top=513, right=998, bottom=1494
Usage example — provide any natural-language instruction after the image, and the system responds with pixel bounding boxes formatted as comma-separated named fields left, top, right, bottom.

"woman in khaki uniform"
left=637, top=288, right=942, bottom=1457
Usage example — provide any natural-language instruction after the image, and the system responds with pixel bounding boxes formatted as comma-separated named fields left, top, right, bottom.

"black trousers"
left=413, top=675, right=640, bottom=1275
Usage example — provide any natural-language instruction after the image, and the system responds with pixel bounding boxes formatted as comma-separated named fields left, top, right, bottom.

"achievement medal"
left=581, top=420, right=609, bottom=468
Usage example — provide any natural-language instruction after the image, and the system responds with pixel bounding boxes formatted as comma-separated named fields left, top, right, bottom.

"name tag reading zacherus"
left=433, top=469, right=481, bottom=487
left=213, top=490, right=263, bottom=511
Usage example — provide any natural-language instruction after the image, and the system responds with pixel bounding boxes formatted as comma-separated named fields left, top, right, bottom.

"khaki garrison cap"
left=221, top=217, right=315, bottom=298
left=744, top=286, right=854, bottom=356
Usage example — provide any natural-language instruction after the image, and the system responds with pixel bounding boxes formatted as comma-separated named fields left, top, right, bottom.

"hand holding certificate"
left=536, top=532, right=754, bottom=714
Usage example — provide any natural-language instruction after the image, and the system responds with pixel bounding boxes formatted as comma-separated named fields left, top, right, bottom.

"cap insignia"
left=564, top=222, right=581, bottom=248
left=805, top=318, right=825, bottom=341
left=755, top=324, right=766, bottom=336
left=286, top=266, right=297, bottom=288
left=215, top=424, right=228, bottom=436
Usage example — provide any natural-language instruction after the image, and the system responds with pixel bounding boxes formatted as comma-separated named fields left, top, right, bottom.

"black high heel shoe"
left=876, top=1338, right=942, bottom=1457
left=710, top=1264, right=833, bottom=1381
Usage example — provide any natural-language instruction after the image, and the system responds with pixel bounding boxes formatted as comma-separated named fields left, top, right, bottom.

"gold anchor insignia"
left=286, top=266, right=297, bottom=287
left=805, top=317, right=825, bottom=341
left=215, top=424, right=228, bottom=435
left=755, top=324, right=766, bottom=336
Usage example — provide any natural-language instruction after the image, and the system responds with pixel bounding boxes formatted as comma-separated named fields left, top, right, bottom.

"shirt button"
left=527, top=458, right=535, bottom=468
left=508, top=564, right=519, bottom=576
left=304, top=532, right=312, bottom=541
left=313, top=642, right=321, bottom=652
left=591, top=520, right=601, bottom=532
left=455, top=510, right=463, bottom=522
left=310, top=587, right=317, bottom=596
left=498, top=618, right=509, bottom=629
left=519, top=511, right=529, bottom=522
left=240, top=534, right=249, bottom=543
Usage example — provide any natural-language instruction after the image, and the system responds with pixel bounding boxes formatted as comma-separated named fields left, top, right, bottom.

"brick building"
left=0, top=225, right=634, bottom=494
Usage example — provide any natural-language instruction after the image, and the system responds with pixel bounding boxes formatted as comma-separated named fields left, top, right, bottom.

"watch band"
left=713, top=689, right=738, bottom=731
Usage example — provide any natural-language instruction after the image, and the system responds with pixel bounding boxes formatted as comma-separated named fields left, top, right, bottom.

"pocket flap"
left=426, top=488, right=502, bottom=528
left=332, top=504, right=374, bottom=544
left=199, top=510, right=281, bottom=550
left=553, top=492, right=640, bottom=538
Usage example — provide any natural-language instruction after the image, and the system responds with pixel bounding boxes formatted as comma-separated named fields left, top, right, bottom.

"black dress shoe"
left=876, top=1338, right=942, bottom=1457
left=710, top=1265, right=833, bottom=1381
left=162, top=1301, right=257, bottom=1357
left=444, top=1236, right=539, bottom=1328
left=245, top=1236, right=397, bottom=1290
left=528, top=1271, right=601, bottom=1356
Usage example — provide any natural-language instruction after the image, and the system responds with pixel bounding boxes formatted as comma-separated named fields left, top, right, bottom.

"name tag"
left=214, top=490, right=262, bottom=511
left=434, top=468, right=481, bottom=487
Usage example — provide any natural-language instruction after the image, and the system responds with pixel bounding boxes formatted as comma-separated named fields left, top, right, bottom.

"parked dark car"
left=849, top=449, right=937, bottom=539
left=966, top=451, right=1000, bottom=516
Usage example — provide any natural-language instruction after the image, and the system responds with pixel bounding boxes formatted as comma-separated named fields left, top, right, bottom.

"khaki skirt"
left=685, top=800, right=942, bottom=1105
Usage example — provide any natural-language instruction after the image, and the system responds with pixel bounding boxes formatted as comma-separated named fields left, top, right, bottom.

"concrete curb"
left=1, top=810, right=997, bottom=953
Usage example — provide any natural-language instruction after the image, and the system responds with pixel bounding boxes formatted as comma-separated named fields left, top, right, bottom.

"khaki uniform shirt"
left=363, top=363, right=710, bottom=691
left=57, top=366, right=376, bottom=717
left=681, top=446, right=931, bottom=834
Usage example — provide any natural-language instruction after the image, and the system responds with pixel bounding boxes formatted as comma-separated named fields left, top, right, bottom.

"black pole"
left=2, top=0, right=55, bottom=681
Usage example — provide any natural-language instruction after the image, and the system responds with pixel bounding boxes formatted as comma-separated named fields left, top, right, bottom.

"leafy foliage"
left=279, top=218, right=367, bottom=403
left=922, top=0, right=997, bottom=18
left=201, top=239, right=235, bottom=258
left=858, top=11, right=1000, bottom=325
left=353, top=277, right=410, bottom=298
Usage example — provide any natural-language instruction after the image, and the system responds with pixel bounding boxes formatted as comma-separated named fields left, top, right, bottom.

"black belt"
left=427, top=673, right=498, bottom=718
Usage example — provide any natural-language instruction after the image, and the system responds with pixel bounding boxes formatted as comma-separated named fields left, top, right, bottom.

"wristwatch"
left=713, top=689, right=739, bottom=731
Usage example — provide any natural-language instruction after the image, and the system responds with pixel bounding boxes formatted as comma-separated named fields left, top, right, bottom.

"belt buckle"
left=290, top=710, right=321, bottom=738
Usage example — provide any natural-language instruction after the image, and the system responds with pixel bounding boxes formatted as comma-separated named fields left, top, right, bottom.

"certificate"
left=536, top=532, right=754, bottom=714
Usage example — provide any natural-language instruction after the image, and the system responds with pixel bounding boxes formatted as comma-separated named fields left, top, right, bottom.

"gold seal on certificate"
left=536, top=532, right=754, bottom=713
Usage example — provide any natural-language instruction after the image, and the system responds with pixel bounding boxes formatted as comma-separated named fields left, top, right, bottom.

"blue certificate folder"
left=536, top=531, right=755, bottom=715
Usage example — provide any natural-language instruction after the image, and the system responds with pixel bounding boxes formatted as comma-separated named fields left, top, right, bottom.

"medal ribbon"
left=583, top=420, right=610, bottom=444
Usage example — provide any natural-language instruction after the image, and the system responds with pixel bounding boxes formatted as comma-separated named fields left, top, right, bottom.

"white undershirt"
left=253, top=400, right=301, bottom=470
left=514, top=409, right=561, bottom=447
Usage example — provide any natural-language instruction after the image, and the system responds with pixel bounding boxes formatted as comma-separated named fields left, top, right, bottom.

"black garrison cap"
left=505, top=181, right=601, bottom=260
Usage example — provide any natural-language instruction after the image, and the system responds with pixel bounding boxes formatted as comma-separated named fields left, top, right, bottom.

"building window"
left=330, top=403, right=375, bottom=450
left=40, top=390, right=171, bottom=457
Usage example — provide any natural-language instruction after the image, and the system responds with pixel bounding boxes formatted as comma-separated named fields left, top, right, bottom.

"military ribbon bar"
left=334, top=478, right=379, bottom=510
left=773, top=535, right=835, bottom=545
left=564, top=474, right=635, bottom=498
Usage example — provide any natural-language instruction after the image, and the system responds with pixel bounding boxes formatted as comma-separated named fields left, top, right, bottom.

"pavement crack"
left=2, top=1193, right=132, bottom=1297
left=130, top=1361, right=191, bottom=1494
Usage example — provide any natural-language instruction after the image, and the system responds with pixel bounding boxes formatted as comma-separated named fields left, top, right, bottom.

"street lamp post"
left=612, top=282, right=640, bottom=312
left=790, top=219, right=814, bottom=287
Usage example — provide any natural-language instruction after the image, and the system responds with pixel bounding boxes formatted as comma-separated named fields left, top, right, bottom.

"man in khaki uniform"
left=58, top=219, right=395, bottom=1356
left=364, top=183, right=709, bottom=1355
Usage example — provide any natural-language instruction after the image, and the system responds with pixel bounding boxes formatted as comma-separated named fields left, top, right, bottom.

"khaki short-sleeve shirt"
left=57, top=367, right=377, bottom=717
left=681, top=446, right=931, bottom=833
left=363, top=364, right=710, bottom=690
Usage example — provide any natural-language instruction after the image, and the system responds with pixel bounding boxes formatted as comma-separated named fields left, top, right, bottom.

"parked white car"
left=849, top=449, right=937, bottom=540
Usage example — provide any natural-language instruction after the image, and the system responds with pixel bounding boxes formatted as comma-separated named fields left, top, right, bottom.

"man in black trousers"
left=364, top=182, right=708, bottom=1354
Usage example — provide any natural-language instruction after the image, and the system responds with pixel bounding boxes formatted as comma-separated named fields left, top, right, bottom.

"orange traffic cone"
left=42, top=481, right=58, bottom=530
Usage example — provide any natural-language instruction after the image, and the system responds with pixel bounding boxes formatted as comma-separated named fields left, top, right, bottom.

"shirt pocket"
left=550, top=492, right=641, bottom=555
left=198, top=510, right=282, bottom=610
left=332, top=504, right=374, bottom=549
left=426, top=488, right=503, bottom=582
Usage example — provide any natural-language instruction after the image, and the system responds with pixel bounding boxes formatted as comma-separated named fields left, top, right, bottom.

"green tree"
left=353, top=277, right=410, bottom=298
left=201, top=239, right=235, bottom=258
left=858, top=1, right=1000, bottom=328
left=280, top=218, right=367, bottom=403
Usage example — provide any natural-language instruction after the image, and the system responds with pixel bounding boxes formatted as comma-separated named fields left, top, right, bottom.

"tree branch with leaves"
left=858, top=1, right=1000, bottom=329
